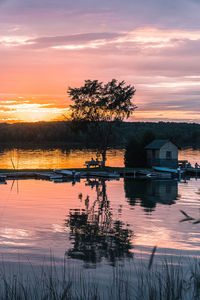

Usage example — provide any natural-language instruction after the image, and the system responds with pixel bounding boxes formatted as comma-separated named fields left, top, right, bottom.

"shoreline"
left=0, top=167, right=138, bottom=173
left=0, top=167, right=175, bottom=182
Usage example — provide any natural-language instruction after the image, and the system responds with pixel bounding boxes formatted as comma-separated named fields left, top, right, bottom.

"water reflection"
left=0, top=147, right=124, bottom=169
left=0, top=176, right=200, bottom=266
left=0, top=146, right=198, bottom=169
left=124, top=179, right=179, bottom=212
left=65, top=179, right=133, bottom=266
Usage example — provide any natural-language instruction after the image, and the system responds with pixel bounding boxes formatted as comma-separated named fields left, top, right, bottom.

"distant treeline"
left=0, top=121, right=200, bottom=148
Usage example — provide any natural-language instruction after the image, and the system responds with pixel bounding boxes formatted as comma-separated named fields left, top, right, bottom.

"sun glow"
left=16, top=104, right=69, bottom=122
left=16, top=106, right=54, bottom=122
left=0, top=102, right=69, bottom=122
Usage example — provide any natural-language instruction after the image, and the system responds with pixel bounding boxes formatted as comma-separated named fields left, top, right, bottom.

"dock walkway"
left=184, top=168, right=200, bottom=175
left=0, top=168, right=175, bottom=183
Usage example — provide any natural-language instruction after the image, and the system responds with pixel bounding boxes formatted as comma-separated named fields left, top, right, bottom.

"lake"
left=0, top=148, right=200, bottom=298
left=0, top=147, right=124, bottom=169
left=0, top=146, right=200, bottom=169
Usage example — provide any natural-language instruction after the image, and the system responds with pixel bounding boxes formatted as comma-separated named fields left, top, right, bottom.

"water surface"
left=0, top=147, right=200, bottom=271
left=0, top=176, right=200, bottom=269
left=0, top=147, right=124, bottom=169
left=0, top=147, right=200, bottom=169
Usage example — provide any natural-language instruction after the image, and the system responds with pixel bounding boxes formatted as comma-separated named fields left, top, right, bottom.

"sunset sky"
left=1, top=0, right=200, bottom=123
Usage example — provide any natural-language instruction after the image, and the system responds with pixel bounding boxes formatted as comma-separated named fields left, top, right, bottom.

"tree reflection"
left=65, top=179, right=133, bottom=266
left=124, top=179, right=178, bottom=213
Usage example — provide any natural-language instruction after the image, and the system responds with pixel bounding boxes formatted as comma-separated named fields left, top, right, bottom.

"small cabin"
left=145, top=139, right=178, bottom=168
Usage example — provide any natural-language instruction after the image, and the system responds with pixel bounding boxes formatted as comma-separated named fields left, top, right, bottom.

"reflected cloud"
left=0, top=175, right=199, bottom=265
left=0, top=228, right=30, bottom=239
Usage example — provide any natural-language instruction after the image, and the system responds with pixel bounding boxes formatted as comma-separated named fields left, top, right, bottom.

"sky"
left=0, top=0, right=200, bottom=123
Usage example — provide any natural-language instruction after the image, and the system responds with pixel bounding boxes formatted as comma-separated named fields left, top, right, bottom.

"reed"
left=0, top=255, right=199, bottom=299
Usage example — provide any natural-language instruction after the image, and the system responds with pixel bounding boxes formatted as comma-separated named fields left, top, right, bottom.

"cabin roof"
left=145, top=139, right=174, bottom=150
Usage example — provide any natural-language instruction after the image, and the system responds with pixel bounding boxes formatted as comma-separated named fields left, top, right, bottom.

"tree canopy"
left=68, top=79, right=136, bottom=166
left=68, top=79, right=136, bottom=123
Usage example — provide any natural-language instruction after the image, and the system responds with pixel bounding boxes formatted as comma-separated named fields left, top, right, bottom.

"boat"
left=53, top=169, right=81, bottom=177
left=152, top=166, right=184, bottom=174
left=137, top=170, right=157, bottom=178
left=137, top=169, right=172, bottom=179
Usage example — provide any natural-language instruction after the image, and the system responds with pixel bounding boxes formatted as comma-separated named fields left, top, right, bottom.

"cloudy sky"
left=0, top=0, right=200, bottom=122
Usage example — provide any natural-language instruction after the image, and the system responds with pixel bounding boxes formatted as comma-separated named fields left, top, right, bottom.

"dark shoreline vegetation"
left=0, top=121, right=200, bottom=148
left=0, top=255, right=200, bottom=300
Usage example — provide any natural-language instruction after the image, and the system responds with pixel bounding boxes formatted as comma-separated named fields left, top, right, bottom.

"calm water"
left=0, top=173, right=200, bottom=268
left=0, top=147, right=124, bottom=169
left=0, top=148, right=200, bottom=271
left=0, top=147, right=199, bottom=169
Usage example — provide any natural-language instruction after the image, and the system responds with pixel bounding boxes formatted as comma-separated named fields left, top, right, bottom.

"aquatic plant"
left=0, top=254, right=199, bottom=299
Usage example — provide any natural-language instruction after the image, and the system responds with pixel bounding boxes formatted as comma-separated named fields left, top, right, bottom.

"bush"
left=124, top=130, right=155, bottom=168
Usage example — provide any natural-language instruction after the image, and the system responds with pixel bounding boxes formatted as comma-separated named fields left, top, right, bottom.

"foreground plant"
left=0, top=254, right=199, bottom=300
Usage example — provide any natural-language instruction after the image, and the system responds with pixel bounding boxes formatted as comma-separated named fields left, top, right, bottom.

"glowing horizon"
left=1, top=1, right=200, bottom=123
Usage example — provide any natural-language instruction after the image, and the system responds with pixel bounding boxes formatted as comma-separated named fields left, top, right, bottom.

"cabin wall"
left=146, top=149, right=160, bottom=159
left=157, top=159, right=178, bottom=168
left=146, top=142, right=178, bottom=168
left=159, top=143, right=178, bottom=160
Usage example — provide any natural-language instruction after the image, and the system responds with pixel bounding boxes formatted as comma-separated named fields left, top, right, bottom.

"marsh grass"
left=0, top=255, right=200, bottom=299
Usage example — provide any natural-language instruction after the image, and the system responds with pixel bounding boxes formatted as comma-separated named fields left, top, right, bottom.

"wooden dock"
left=0, top=172, right=36, bottom=179
left=0, top=175, right=7, bottom=183
left=85, top=171, right=120, bottom=179
left=36, top=173, right=64, bottom=181
left=0, top=167, right=186, bottom=183
left=185, top=168, right=200, bottom=175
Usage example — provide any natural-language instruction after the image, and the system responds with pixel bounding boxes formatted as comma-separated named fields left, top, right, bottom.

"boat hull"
left=153, top=166, right=183, bottom=174
left=53, top=169, right=80, bottom=177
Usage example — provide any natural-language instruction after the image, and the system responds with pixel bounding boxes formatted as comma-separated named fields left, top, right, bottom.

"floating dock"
left=184, top=168, right=200, bottom=175
left=36, top=173, right=64, bottom=181
left=0, top=175, right=7, bottom=183
left=0, top=172, right=36, bottom=179
left=0, top=167, right=188, bottom=183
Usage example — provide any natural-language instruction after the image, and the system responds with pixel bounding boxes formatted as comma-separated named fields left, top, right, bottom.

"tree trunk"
left=98, top=121, right=113, bottom=168
left=101, top=148, right=107, bottom=168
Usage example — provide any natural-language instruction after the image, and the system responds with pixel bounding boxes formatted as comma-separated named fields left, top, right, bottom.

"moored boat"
left=152, top=166, right=184, bottom=174
left=53, top=169, right=81, bottom=177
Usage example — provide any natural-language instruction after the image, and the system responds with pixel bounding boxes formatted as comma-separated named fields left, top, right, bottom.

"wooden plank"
left=36, top=173, right=63, bottom=180
left=185, top=168, right=200, bottom=174
left=0, top=172, right=37, bottom=179
left=0, top=175, right=6, bottom=182
left=87, top=171, right=120, bottom=178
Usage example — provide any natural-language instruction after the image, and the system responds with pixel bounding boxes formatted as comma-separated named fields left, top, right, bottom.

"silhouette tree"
left=68, top=79, right=136, bottom=166
left=65, top=179, right=133, bottom=266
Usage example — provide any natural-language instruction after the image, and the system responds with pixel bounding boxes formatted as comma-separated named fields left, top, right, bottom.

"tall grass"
left=0, top=255, right=199, bottom=299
